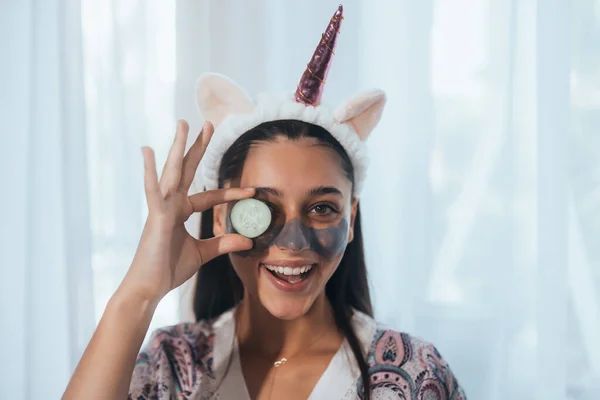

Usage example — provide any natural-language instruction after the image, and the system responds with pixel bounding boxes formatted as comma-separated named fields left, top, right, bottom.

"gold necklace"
left=231, top=308, right=336, bottom=400
left=271, top=328, right=330, bottom=367
left=265, top=329, right=331, bottom=400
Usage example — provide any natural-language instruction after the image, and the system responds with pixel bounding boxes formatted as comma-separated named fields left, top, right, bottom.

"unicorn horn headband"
left=295, top=4, right=343, bottom=106
left=195, top=4, right=386, bottom=195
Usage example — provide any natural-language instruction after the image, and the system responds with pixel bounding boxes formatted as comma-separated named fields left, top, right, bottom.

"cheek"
left=318, top=252, right=344, bottom=280
left=252, top=221, right=283, bottom=252
left=228, top=218, right=285, bottom=258
left=312, top=218, right=349, bottom=259
left=229, top=254, right=259, bottom=286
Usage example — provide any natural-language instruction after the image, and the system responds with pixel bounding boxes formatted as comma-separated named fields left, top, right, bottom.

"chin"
left=260, top=294, right=316, bottom=320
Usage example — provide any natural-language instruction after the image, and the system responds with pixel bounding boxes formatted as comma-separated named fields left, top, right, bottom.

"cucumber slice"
left=230, top=198, right=272, bottom=238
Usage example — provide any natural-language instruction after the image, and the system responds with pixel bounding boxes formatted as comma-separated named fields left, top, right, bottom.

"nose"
left=273, top=219, right=311, bottom=252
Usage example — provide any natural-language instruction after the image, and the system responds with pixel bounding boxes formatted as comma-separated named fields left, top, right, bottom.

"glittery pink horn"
left=295, top=4, right=344, bottom=106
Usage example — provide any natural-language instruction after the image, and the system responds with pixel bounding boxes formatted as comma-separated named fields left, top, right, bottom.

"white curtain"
left=0, top=0, right=180, bottom=398
left=0, top=0, right=94, bottom=398
left=2, top=0, right=600, bottom=399
left=79, top=0, right=181, bottom=340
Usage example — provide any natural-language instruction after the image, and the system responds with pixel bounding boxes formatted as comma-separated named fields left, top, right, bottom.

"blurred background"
left=1, top=0, right=599, bottom=398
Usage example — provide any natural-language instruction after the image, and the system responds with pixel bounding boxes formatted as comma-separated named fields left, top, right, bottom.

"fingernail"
left=244, top=188, right=255, bottom=192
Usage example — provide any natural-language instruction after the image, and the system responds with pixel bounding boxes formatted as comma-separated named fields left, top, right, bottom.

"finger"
left=180, top=121, right=215, bottom=191
left=188, top=187, right=256, bottom=213
left=159, top=120, right=189, bottom=193
left=142, top=146, right=160, bottom=208
left=197, top=234, right=253, bottom=264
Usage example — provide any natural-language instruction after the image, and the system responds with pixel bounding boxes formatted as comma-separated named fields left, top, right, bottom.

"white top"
left=211, top=309, right=374, bottom=399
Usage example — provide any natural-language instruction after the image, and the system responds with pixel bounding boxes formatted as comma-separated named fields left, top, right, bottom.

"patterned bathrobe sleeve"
left=128, top=348, right=160, bottom=400
left=128, top=323, right=215, bottom=400
left=365, top=329, right=467, bottom=400
left=409, top=336, right=467, bottom=400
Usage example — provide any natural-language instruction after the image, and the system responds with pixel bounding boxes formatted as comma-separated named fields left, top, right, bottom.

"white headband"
left=195, top=5, right=386, bottom=195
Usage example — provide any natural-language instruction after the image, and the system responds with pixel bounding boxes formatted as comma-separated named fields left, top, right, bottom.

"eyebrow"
left=254, top=187, right=284, bottom=197
left=308, top=186, right=343, bottom=197
left=253, top=186, right=343, bottom=198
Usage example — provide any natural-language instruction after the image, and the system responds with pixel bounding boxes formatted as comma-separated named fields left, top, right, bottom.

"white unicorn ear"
left=195, top=73, right=255, bottom=126
left=334, top=90, right=386, bottom=141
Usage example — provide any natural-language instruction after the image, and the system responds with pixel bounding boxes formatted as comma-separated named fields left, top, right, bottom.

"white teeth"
left=264, top=264, right=314, bottom=275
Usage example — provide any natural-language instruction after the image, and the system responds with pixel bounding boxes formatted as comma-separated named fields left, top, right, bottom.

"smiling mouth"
left=261, top=263, right=316, bottom=284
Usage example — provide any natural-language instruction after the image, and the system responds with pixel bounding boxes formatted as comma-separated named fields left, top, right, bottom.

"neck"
left=235, top=293, right=340, bottom=359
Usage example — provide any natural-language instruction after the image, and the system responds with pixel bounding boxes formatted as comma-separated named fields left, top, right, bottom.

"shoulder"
left=140, top=319, right=216, bottom=378
left=144, top=320, right=215, bottom=364
left=128, top=320, right=217, bottom=400
left=365, top=328, right=467, bottom=399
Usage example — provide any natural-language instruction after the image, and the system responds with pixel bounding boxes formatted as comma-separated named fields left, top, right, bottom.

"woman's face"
left=214, top=136, right=358, bottom=320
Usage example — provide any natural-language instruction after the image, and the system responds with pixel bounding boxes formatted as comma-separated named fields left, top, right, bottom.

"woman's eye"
left=310, top=204, right=337, bottom=216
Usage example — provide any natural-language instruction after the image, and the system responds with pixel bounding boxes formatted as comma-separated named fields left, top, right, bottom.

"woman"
left=64, top=5, right=466, bottom=400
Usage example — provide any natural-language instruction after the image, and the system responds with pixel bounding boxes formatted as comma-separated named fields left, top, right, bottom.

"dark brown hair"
left=194, top=120, right=372, bottom=399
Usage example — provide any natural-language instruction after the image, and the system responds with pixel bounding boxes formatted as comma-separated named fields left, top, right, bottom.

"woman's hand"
left=63, top=120, right=251, bottom=400
left=121, top=120, right=254, bottom=302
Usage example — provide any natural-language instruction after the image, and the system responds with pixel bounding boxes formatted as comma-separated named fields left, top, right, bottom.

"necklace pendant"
left=273, top=357, right=287, bottom=367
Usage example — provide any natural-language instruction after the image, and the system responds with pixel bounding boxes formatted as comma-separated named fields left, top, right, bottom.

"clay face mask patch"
left=270, top=218, right=349, bottom=259
left=229, top=213, right=349, bottom=260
